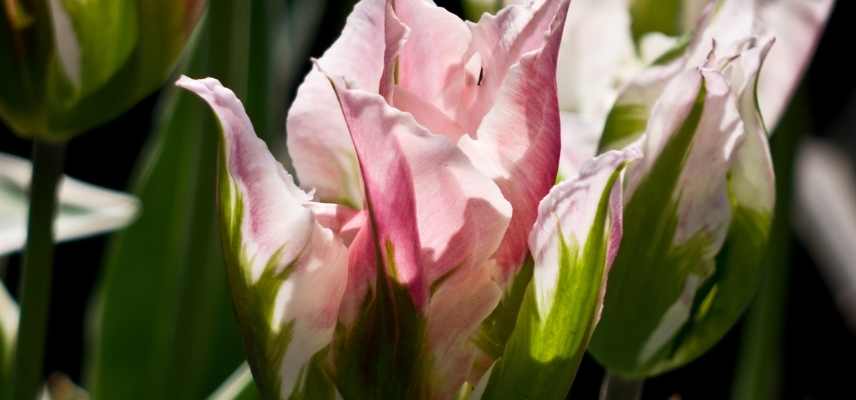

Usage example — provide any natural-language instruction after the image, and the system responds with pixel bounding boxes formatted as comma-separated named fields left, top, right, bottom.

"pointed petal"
left=327, top=77, right=512, bottom=308
left=530, top=149, right=637, bottom=321
left=465, top=0, right=567, bottom=130
left=480, top=149, right=636, bottom=400
left=462, top=0, right=568, bottom=282
left=177, top=76, right=348, bottom=399
left=286, top=0, right=387, bottom=207
left=389, top=0, right=479, bottom=134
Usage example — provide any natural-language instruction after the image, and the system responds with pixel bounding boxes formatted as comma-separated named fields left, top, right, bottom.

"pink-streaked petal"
left=177, top=76, right=313, bottom=282
left=338, top=220, right=377, bottom=326
left=286, top=0, right=387, bottom=207
left=758, top=0, right=834, bottom=128
left=379, top=0, right=410, bottom=100
left=462, top=0, right=568, bottom=283
left=464, top=0, right=567, bottom=131
left=177, top=76, right=349, bottom=398
left=274, top=223, right=349, bottom=398
left=425, top=260, right=502, bottom=399
left=392, top=0, right=478, bottom=127
left=327, top=77, right=512, bottom=309
left=306, top=202, right=365, bottom=246
left=530, top=148, right=638, bottom=322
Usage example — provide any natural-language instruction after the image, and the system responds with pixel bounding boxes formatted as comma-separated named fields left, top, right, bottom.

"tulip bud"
left=587, top=1, right=777, bottom=377
left=0, top=0, right=205, bottom=140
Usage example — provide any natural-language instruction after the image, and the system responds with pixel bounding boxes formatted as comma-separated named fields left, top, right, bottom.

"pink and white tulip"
left=178, top=0, right=629, bottom=398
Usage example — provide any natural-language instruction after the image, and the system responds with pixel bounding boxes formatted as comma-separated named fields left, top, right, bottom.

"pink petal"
left=286, top=0, right=388, bottom=207
left=177, top=76, right=314, bottom=281
left=464, top=0, right=567, bottom=131
left=425, top=260, right=502, bottom=399
left=176, top=76, right=349, bottom=397
left=390, top=0, right=479, bottom=134
left=461, top=0, right=569, bottom=283
left=326, top=76, right=512, bottom=309
left=306, top=202, right=365, bottom=246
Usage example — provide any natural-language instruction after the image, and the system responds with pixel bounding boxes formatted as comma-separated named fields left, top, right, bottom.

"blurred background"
left=1, top=0, right=854, bottom=398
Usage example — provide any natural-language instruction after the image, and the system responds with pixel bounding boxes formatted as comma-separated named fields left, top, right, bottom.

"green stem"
left=599, top=373, right=644, bottom=400
left=12, top=140, right=66, bottom=400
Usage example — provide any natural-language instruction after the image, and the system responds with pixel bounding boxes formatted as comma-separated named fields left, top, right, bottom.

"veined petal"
left=425, top=260, right=502, bottom=399
left=178, top=76, right=314, bottom=282
left=391, top=0, right=477, bottom=130
left=463, top=0, right=568, bottom=282
left=326, top=75, right=512, bottom=308
left=286, top=0, right=387, bottom=207
left=465, top=0, right=567, bottom=131
left=177, top=76, right=347, bottom=399
left=480, top=149, right=637, bottom=400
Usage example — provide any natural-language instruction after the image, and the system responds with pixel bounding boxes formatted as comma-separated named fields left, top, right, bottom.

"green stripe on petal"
left=480, top=149, right=636, bottom=400
left=180, top=76, right=347, bottom=400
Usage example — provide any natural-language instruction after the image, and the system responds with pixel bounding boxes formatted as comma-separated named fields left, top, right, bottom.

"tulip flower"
left=180, top=0, right=636, bottom=398
left=582, top=1, right=779, bottom=377
left=0, top=0, right=205, bottom=140
left=553, top=0, right=833, bottom=179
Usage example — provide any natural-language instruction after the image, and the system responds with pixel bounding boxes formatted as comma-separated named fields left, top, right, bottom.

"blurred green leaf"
left=85, top=19, right=245, bottom=399
left=628, top=0, right=682, bottom=43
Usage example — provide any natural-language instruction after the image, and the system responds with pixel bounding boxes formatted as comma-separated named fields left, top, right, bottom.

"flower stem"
left=12, top=140, right=66, bottom=400
left=599, top=372, right=644, bottom=400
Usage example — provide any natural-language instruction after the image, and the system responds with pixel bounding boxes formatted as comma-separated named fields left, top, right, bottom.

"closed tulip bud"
left=0, top=0, right=205, bottom=140
left=587, top=0, right=779, bottom=377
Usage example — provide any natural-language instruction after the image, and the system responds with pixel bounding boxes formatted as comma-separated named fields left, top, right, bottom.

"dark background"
left=1, top=1, right=854, bottom=398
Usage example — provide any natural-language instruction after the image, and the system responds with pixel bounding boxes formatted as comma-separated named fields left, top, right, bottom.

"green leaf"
left=85, top=20, right=244, bottom=399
